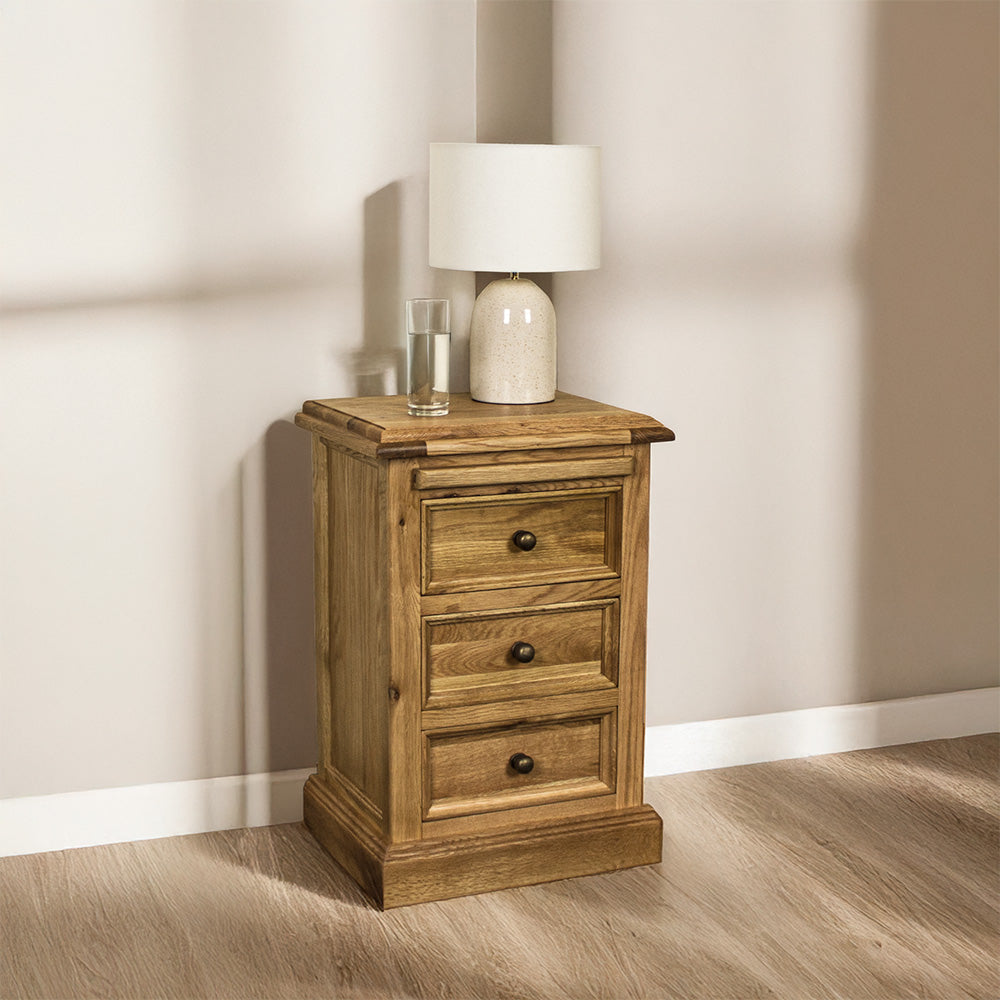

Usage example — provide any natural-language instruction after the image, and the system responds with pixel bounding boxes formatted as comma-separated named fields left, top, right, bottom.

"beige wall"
left=477, top=0, right=553, bottom=145
left=0, top=0, right=476, bottom=798
left=552, top=0, right=998, bottom=724
left=2, top=1, right=995, bottom=802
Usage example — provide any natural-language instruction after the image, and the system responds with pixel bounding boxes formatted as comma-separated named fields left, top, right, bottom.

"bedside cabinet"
left=294, top=392, right=674, bottom=908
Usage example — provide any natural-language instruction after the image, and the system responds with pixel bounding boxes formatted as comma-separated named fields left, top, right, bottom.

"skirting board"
left=2, top=687, right=996, bottom=859
left=644, top=686, right=999, bottom=776
left=0, top=768, right=314, bottom=859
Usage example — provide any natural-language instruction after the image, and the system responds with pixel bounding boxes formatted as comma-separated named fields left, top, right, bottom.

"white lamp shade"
left=429, top=143, right=600, bottom=273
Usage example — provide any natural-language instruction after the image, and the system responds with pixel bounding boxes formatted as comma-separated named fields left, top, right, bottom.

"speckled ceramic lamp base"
left=469, top=277, right=556, bottom=404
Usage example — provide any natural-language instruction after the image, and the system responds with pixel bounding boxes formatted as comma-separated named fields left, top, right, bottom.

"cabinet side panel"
left=617, top=443, right=652, bottom=806
left=384, top=459, right=423, bottom=843
left=326, top=446, right=389, bottom=818
left=312, top=438, right=332, bottom=778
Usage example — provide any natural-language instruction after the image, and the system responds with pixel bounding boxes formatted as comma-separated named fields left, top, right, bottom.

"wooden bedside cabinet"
left=294, top=392, right=674, bottom=908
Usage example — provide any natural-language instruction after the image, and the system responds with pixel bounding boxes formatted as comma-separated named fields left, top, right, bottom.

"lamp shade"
left=429, top=143, right=600, bottom=273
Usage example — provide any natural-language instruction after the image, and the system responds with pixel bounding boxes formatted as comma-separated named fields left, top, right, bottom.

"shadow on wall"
left=474, top=0, right=554, bottom=303
left=353, top=175, right=476, bottom=397
left=243, top=419, right=316, bottom=780
left=854, top=1, right=999, bottom=710
left=242, top=180, right=416, bottom=784
left=350, top=182, right=406, bottom=396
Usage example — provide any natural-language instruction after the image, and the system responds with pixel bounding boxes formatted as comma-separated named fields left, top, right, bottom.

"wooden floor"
left=2, top=735, right=997, bottom=1000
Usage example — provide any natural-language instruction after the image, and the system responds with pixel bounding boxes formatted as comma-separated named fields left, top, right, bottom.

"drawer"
left=421, top=487, right=621, bottom=595
left=423, top=711, right=616, bottom=821
left=422, top=600, right=619, bottom=709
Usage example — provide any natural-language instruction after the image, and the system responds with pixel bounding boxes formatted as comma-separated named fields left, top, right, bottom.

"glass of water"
left=406, top=298, right=450, bottom=416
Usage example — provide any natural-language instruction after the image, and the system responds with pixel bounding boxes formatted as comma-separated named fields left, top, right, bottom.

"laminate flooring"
left=2, top=735, right=997, bottom=1000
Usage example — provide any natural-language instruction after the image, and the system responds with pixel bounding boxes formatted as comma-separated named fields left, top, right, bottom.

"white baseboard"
left=2, top=688, right=996, bottom=859
left=0, top=768, right=313, bottom=859
left=644, top=686, right=999, bottom=776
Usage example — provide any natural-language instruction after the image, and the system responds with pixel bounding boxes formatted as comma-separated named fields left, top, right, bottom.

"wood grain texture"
left=423, top=710, right=616, bottom=821
left=293, top=411, right=382, bottom=458
left=422, top=599, right=618, bottom=709
left=306, top=770, right=653, bottom=908
left=300, top=392, right=673, bottom=449
left=383, top=456, right=424, bottom=844
left=303, top=775, right=385, bottom=904
left=323, top=445, right=388, bottom=821
left=298, top=393, right=668, bottom=906
left=310, top=438, right=332, bottom=782
left=420, top=791, right=625, bottom=843
left=417, top=476, right=626, bottom=502
left=421, top=488, right=621, bottom=595
left=425, top=430, right=633, bottom=454
left=2, top=736, right=995, bottom=999
left=617, top=442, right=651, bottom=808
left=412, top=455, right=634, bottom=490
left=419, top=443, right=627, bottom=467
left=420, top=577, right=622, bottom=616
left=381, top=805, right=661, bottom=910
left=419, top=687, right=620, bottom=734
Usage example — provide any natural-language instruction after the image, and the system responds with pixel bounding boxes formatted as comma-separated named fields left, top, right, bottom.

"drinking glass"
left=406, top=299, right=450, bottom=416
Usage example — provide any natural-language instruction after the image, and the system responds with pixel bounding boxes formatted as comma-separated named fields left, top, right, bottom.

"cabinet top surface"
left=296, top=392, right=674, bottom=456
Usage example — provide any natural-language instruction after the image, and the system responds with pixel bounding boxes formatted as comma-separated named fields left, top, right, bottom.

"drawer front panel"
left=423, top=600, right=619, bottom=709
left=423, top=711, right=616, bottom=821
left=422, top=488, right=621, bottom=595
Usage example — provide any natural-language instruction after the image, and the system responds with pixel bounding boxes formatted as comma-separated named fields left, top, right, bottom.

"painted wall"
left=0, top=0, right=476, bottom=799
left=2, top=0, right=995, bottom=804
left=552, top=0, right=999, bottom=725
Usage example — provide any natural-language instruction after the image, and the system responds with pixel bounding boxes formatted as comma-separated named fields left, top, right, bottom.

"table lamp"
left=429, top=143, right=601, bottom=404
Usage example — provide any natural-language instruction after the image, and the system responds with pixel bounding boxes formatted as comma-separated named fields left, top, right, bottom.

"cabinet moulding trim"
left=644, top=686, right=999, bottom=777
left=2, top=687, right=995, bottom=859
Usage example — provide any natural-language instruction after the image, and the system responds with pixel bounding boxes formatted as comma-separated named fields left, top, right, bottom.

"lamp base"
left=469, top=277, right=556, bottom=404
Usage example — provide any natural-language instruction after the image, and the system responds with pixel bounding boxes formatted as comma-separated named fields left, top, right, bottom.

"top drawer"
left=421, top=487, right=622, bottom=595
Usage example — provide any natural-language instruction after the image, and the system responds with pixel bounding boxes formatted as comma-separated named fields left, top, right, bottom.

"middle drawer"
left=422, top=599, right=619, bottom=710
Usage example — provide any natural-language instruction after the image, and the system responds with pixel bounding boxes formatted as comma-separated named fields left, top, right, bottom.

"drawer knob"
left=510, top=641, right=536, bottom=663
left=509, top=752, right=535, bottom=774
left=512, top=529, right=537, bottom=551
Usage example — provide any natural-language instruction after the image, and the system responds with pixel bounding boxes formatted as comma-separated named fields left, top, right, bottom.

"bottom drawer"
left=423, top=711, right=616, bottom=821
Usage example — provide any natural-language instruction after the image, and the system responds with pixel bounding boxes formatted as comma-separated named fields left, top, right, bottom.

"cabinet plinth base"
left=304, top=775, right=663, bottom=909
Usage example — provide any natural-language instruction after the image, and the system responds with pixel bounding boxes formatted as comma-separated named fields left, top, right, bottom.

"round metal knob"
left=512, top=530, right=537, bottom=551
left=510, top=641, right=535, bottom=663
left=509, top=752, right=534, bottom=774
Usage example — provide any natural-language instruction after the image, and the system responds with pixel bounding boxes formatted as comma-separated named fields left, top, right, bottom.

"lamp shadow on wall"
left=852, top=1, right=999, bottom=725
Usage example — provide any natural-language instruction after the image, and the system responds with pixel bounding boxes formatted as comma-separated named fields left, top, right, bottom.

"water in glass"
left=407, top=331, right=450, bottom=415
